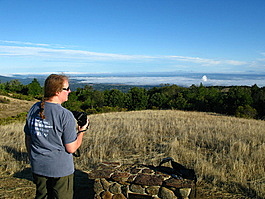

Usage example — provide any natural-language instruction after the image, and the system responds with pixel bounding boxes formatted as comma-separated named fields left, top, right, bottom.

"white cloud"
left=0, top=40, right=249, bottom=70
left=0, top=40, right=51, bottom=47
left=167, top=55, right=247, bottom=66
left=0, top=44, right=154, bottom=61
left=224, top=60, right=247, bottom=65
left=167, top=55, right=219, bottom=65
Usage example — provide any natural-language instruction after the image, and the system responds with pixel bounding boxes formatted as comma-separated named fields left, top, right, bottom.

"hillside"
left=0, top=95, right=37, bottom=119
left=0, top=98, right=264, bottom=198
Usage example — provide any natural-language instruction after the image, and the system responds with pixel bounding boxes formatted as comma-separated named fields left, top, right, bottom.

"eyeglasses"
left=62, top=86, right=70, bottom=91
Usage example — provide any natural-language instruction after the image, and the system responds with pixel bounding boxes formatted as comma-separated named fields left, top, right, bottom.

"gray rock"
left=100, top=178, right=110, bottom=191
left=112, top=193, right=127, bottom=199
left=100, top=190, right=113, bottom=199
left=159, top=187, right=177, bottom=199
left=134, top=173, right=163, bottom=186
left=94, top=178, right=104, bottom=194
left=178, top=188, right=192, bottom=199
left=146, top=186, right=160, bottom=196
left=129, top=184, right=145, bottom=194
left=109, top=182, right=122, bottom=194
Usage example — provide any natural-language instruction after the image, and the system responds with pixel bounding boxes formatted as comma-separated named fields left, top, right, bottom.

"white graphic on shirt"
left=30, top=117, right=53, bottom=137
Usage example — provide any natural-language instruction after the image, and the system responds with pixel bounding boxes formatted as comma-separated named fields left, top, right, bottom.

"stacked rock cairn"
left=88, top=160, right=196, bottom=199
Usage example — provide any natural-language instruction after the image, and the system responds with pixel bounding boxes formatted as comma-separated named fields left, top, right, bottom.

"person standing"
left=24, top=74, right=89, bottom=199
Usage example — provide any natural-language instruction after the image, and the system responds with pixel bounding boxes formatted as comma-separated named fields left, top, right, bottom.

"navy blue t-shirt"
left=24, top=102, right=77, bottom=177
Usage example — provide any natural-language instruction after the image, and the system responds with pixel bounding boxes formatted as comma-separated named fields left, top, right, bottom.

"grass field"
left=0, top=97, right=264, bottom=198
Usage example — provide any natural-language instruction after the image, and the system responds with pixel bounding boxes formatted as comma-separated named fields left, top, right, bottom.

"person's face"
left=58, top=80, right=71, bottom=104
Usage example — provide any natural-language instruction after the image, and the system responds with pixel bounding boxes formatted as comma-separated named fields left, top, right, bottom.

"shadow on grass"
left=74, top=170, right=95, bottom=199
left=3, top=146, right=95, bottom=199
left=13, top=167, right=33, bottom=181
left=2, top=145, right=28, bottom=162
left=221, top=181, right=264, bottom=199
left=205, top=176, right=264, bottom=199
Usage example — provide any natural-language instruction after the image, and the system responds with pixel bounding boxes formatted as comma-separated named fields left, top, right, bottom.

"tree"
left=251, top=85, right=265, bottom=119
left=223, top=86, right=253, bottom=115
left=5, top=79, right=23, bottom=93
left=185, top=84, right=208, bottom=111
left=104, top=89, right=125, bottom=108
left=91, top=90, right=105, bottom=108
left=148, top=92, right=167, bottom=109
left=168, top=92, right=188, bottom=110
left=27, top=78, right=42, bottom=97
left=126, top=87, right=148, bottom=111
left=76, top=85, right=94, bottom=102
left=235, top=105, right=257, bottom=119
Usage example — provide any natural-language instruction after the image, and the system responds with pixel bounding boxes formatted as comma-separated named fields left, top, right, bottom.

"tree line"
left=1, top=78, right=265, bottom=119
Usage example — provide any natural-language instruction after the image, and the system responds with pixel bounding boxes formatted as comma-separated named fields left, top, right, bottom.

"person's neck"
left=45, top=97, right=61, bottom=104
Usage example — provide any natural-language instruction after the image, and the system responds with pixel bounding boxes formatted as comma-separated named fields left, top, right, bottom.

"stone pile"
left=88, top=162, right=196, bottom=199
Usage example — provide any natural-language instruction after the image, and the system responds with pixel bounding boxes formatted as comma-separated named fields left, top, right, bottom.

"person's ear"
left=55, top=91, right=61, bottom=96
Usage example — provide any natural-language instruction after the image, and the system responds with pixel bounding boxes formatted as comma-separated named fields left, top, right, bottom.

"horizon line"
left=1, top=70, right=265, bottom=77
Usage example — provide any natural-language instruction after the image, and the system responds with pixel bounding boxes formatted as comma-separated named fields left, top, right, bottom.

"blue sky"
left=0, top=0, right=265, bottom=75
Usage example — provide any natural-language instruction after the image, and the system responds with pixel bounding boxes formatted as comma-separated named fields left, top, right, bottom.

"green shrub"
left=0, top=112, right=27, bottom=125
left=235, top=105, right=257, bottom=119
left=9, top=93, right=34, bottom=101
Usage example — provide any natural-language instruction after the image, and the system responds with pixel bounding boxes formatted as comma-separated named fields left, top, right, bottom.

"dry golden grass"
left=0, top=109, right=264, bottom=198
left=0, top=95, right=37, bottom=119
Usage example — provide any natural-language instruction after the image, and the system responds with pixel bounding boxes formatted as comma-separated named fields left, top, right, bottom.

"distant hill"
left=0, top=75, right=160, bottom=92
left=0, top=74, right=46, bottom=85
left=0, top=75, right=14, bottom=83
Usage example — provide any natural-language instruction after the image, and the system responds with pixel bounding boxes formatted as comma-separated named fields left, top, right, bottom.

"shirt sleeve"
left=62, top=110, right=77, bottom=144
left=24, top=102, right=39, bottom=136
left=24, top=121, right=31, bottom=136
